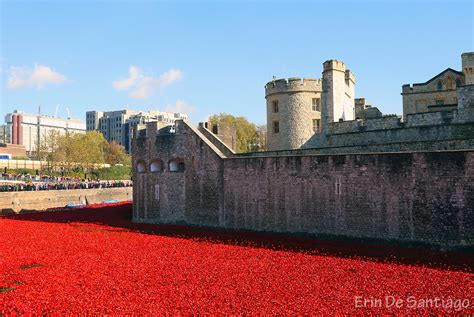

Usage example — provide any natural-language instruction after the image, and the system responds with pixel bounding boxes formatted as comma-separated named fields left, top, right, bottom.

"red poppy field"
left=1, top=202, right=473, bottom=314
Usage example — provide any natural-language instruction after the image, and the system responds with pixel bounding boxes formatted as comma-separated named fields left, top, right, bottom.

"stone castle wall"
left=0, top=187, right=132, bottom=213
left=221, top=151, right=473, bottom=246
left=299, top=108, right=474, bottom=152
left=133, top=122, right=225, bottom=225
left=132, top=121, right=474, bottom=247
left=458, top=84, right=474, bottom=109
left=198, top=123, right=236, bottom=157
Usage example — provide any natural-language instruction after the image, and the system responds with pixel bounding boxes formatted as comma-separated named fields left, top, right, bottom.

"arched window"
left=169, top=158, right=185, bottom=172
left=456, top=79, right=462, bottom=87
left=137, top=160, right=146, bottom=173
left=150, top=159, right=163, bottom=172
left=446, top=77, right=454, bottom=90
left=437, top=81, right=443, bottom=90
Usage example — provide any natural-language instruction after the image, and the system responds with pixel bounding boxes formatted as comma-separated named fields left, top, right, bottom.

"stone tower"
left=265, top=78, right=322, bottom=151
left=459, top=52, right=474, bottom=109
left=321, top=60, right=355, bottom=133
left=462, top=52, right=474, bottom=85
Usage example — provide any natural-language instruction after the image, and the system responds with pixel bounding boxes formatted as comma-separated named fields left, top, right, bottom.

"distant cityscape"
left=1, top=52, right=473, bottom=159
left=0, top=109, right=188, bottom=157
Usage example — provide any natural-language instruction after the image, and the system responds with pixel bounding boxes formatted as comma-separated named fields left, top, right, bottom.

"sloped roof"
left=412, top=68, right=464, bottom=86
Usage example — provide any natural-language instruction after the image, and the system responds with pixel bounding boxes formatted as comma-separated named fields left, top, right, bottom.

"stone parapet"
left=265, top=78, right=322, bottom=97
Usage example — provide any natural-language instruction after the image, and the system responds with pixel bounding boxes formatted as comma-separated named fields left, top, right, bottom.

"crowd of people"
left=0, top=173, right=132, bottom=192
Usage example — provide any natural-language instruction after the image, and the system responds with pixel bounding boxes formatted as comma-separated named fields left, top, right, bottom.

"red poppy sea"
left=1, top=202, right=472, bottom=314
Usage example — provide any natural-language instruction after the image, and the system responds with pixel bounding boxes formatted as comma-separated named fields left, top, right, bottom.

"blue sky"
left=1, top=0, right=472, bottom=124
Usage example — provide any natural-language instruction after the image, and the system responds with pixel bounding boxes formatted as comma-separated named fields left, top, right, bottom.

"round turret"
left=265, top=78, right=322, bottom=151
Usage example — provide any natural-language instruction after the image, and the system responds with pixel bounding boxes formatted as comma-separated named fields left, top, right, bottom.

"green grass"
left=91, top=166, right=131, bottom=180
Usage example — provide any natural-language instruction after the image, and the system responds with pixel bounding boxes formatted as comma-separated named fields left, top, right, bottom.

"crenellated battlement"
left=345, top=69, right=355, bottom=83
left=401, top=82, right=442, bottom=94
left=265, top=77, right=322, bottom=97
left=323, top=59, right=346, bottom=72
left=402, top=84, right=412, bottom=93
left=132, top=121, right=177, bottom=140
left=461, top=52, right=474, bottom=62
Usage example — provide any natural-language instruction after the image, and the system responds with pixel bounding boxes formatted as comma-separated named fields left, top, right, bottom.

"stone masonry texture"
left=132, top=121, right=473, bottom=247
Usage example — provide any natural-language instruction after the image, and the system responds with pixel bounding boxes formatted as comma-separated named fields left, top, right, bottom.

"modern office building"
left=86, top=109, right=188, bottom=152
left=4, top=110, right=86, bottom=156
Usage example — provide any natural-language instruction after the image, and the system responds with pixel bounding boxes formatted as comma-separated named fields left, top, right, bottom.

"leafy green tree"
left=208, top=113, right=266, bottom=153
left=52, top=133, right=75, bottom=171
left=77, top=131, right=107, bottom=170
left=49, top=131, right=130, bottom=171
left=104, top=141, right=131, bottom=166
left=36, top=129, right=61, bottom=170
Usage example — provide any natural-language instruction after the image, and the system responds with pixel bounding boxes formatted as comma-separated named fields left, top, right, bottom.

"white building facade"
left=4, top=110, right=86, bottom=156
left=86, top=109, right=188, bottom=152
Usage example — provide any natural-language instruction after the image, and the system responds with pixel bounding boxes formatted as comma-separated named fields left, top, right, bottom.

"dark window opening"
left=437, top=81, right=443, bottom=90
left=150, top=160, right=163, bottom=172
left=137, top=161, right=146, bottom=173
left=169, top=159, right=185, bottom=172
left=272, top=100, right=279, bottom=113
left=273, top=121, right=279, bottom=134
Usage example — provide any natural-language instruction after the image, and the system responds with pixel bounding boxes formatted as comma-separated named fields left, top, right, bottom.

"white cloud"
left=158, top=69, right=183, bottom=87
left=113, top=66, right=183, bottom=99
left=112, top=65, right=141, bottom=90
left=165, top=100, right=196, bottom=114
left=7, top=64, right=68, bottom=90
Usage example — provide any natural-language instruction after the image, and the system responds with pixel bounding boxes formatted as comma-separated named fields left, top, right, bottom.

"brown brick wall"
left=0, top=143, right=27, bottom=158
